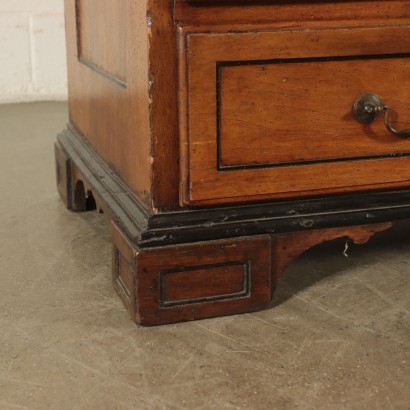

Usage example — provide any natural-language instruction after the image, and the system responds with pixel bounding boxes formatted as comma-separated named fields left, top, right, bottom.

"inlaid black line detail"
left=216, top=53, right=410, bottom=172
left=159, top=261, right=251, bottom=308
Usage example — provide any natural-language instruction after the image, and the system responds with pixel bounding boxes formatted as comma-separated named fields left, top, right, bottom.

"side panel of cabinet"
left=65, top=0, right=181, bottom=210
left=65, top=0, right=152, bottom=204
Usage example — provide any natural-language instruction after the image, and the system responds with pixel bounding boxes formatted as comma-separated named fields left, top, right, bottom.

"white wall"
left=0, top=0, right=67, bottom=103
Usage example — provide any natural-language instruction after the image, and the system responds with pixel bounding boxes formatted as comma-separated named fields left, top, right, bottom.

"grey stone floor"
left=0, top=102, right=409, bottom=410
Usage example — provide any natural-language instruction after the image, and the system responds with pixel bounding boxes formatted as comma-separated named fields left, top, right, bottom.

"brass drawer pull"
left=353, top=93, right=410, bottom=139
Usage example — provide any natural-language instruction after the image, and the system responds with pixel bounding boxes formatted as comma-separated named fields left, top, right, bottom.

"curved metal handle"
left=352, top=93, right=410, bottom=139
left=383, top=106, right=410, bottom=138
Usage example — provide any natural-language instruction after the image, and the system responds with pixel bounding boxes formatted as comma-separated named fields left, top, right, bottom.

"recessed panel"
left=76, top=0, right=127, bottom=86
left=160, top=262, right=249, bottom=307
left=114, top=248, right=132, bottom=300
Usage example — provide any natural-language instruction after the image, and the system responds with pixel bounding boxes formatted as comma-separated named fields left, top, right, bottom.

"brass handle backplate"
left=352, top=93, right=410, bottom=139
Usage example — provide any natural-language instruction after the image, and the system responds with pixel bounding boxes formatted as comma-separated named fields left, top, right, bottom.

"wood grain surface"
left=219, top=57, right=410, bottom=167
left=180, top=25, right=410, bottom=205
left=65, top=0, right=410, bottom=209
left=175, top=0, right=409, bottom=25
left=136, top=235, right=272, bottom=325
left=65, top=0, right=152, bottom=205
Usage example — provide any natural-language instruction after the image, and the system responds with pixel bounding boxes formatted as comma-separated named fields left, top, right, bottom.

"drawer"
left=175, top=1, right=409, bottom=26
left=179, top=25, right=410, bottom=206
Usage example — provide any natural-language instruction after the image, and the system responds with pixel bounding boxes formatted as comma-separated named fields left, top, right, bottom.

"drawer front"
left=175, top=1, right=409, bottom=26
left=179, top=25, right=410, bottom=205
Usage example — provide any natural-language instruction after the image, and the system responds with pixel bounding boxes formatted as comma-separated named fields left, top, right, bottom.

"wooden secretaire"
left=55, top=0, right=410, bottom=326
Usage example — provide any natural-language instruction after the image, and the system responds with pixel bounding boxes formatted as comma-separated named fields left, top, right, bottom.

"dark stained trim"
left=57, top=125, right=150, bottom=243
left=58, top=125, right=410, bottom=248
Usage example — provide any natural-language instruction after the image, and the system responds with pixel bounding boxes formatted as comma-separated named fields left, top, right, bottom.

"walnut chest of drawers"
left=55, top=0, right=410, bottom=325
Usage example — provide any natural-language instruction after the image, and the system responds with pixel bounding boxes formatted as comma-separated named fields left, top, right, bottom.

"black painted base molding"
left=57, top=124, right=410, bottom=249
